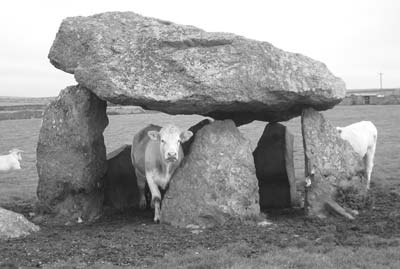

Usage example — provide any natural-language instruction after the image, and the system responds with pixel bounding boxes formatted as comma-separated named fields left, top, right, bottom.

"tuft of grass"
left=335, top=186, right=374, bottom=210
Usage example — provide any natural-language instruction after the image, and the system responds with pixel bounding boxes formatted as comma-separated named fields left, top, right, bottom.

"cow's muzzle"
left=166, top=157, right=178, bottom=162
left=166, top=152, right=178, bottom=162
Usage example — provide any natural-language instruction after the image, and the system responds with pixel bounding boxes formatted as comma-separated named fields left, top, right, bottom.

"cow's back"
left=131, top=124, right=161, bottom=174
left=0, top=155, right=19, bottom=171
left=340, top=121, right=377, bottom=156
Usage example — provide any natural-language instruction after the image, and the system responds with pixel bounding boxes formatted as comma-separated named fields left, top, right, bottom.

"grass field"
left=0, top=105, right=400, bottom=267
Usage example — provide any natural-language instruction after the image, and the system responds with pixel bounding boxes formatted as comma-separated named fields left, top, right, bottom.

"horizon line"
left=1, top=87, right=400, bottom=99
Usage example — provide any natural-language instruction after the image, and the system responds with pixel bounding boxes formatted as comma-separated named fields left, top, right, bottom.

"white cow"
left=0, top=149, right=23, bottom=172
left=131, top=124, right=193, bottom=223
left=337, top=121, right=377, bottom=189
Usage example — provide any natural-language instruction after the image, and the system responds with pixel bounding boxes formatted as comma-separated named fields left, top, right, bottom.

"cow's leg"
left=365, top=142, right=376, bottom=190
left=135, top=169, right=147, bottom=209
left=146, top=172, right=162, bottom=223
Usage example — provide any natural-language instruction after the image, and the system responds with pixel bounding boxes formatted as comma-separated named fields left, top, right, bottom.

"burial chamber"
left=36, top=11, right=368, bottom=226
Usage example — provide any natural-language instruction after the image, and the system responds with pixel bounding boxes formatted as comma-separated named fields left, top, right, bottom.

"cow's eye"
left=161, top=139, right=166, bottom=144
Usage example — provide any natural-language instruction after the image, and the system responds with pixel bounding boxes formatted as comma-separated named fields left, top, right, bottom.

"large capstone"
left=253, top=123, right=298, bottom=209
left=36, top=85, right=108, bottom=222
left=0, top=207, right=40, bottom=239
left=49, top=11, right=345, bottom=123
left=301, top=108, right=368, bottom=219
left=160, top=120, right=260, bottom=228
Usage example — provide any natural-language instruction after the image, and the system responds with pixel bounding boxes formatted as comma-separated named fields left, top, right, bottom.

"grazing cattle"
left=337, top=121, right=377, bottom=189
left=131, top=124, right=193, bottom=223
left=0, top=149, right=23, bottom=172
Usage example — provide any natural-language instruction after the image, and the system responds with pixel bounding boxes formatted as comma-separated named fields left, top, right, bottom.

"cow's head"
left=148, top=125, right=193, bottom=162
left=9, top=149, right=23, bottom=161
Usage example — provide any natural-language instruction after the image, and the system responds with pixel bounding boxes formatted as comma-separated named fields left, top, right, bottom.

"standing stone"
left=181, top=118, right=212, bottom=155
left=0, top=207, right=40, bottom=239
left=36, top=85, right=108, bottom=223
left=301, top=108, right=368, bottom=219
left=48, top=12, right=345, bottom=123
left=161, top=120, right=260, bottom=228
left=253, top=123, right=297, bottom=209
left=103, top=145, right=140, bottom=210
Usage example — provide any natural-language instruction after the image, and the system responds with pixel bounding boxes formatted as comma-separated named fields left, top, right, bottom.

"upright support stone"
left=285, top=129, right=298, bottom=206
left=103, top=145, right=140, bottom=210
left=160, top=120, right=260, bottom=228
left=301, top=108, right=368, bottom=219
left=36, top=85, right=108, bottom=223
left=181, top=119, right=212, bottom=155
left=253, top=123, right=297, bottom=209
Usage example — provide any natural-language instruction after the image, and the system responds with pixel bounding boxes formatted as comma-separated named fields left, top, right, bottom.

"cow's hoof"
left=154, top=218, right=160, bottom=224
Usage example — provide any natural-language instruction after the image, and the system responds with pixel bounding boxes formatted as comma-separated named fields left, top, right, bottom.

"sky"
left=0, top=0, right=399, bottom=97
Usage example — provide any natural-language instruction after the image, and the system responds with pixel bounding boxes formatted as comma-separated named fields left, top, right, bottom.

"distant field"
left=0, top=96, right=51, bottom=121
left=1, top=105, right=399, bottom=205
left=0, top=96, right=152, bottom=121
left=0, top=96, right=54, bottom=106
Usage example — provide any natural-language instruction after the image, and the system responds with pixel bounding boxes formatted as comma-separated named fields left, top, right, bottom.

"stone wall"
left=253, top=123, right=297, bottom=209
left=340, top=94, right=400, bottom=105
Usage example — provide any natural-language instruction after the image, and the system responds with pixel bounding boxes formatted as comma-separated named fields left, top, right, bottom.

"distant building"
left=346, top=88, right=400, bottom=97
left=341, top=88, right=400, bottom=105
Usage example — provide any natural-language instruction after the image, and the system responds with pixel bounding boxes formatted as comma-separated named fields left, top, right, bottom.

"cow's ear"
left=148, top=131, right=160, bottom=140
left=180, top=130, right=193, bottom=143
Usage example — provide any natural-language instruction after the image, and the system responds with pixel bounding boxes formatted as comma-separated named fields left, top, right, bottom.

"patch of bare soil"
left=1, top=182, right=400, bottom=268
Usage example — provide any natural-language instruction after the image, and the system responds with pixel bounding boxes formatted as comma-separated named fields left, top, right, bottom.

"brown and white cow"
left=131, top=124, right=193, bottom=223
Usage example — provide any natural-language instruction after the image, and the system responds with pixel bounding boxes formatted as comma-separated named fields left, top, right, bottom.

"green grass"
left=38, top=242, right=400, bottom=269
left=0, top=118, right=42, bottom=205
left=149, top=241, right=400, bottom=269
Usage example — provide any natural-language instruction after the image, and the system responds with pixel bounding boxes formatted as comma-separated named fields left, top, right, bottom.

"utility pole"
left=378, top=72, right=383, bottom=90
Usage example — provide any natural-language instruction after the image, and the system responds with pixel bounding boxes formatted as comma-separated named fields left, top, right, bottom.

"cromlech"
left=36, top=11, right=368, bottom=227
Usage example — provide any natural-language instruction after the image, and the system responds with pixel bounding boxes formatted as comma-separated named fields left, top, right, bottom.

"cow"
left=131, top=124, right=193, bottom=223
left=0, top=149, right=23, bottom=172
left=337, top=121, right=377, bottom=189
